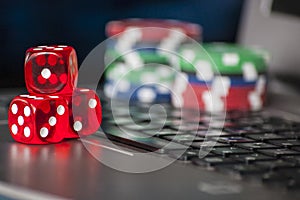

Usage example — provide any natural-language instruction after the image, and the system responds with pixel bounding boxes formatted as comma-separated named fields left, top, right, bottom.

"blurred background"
left=0, top=0, right=244, bottom=88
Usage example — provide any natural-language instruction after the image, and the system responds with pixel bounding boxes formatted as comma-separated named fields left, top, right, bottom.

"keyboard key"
left=162, top=134, right=204, bottom=143
left=225, top=126, right=264, bottom=135
left=211, top=147, right=253, bottom=157
left=212, top=136, right=255, bottom=144
left=257, top=149, right=300, bottom=158
left=236, top=142, right=279, bottom=150
left=190, top=141, right=230, bottom=149
left=192, top=130, right=234, bottom=137
left=247, top=133, right=286, bottom=141
left=232, top=153, right=276, bottom=164
left=268, top=140, right=300, bottom=148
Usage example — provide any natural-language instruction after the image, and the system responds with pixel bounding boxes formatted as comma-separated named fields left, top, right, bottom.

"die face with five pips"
left=8, top=45, right=101, bottom=144
left=8, top=95, right=68, bottom=144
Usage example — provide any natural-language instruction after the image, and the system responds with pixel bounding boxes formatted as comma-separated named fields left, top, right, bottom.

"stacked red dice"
left=8, top=45, right=102, bottom=144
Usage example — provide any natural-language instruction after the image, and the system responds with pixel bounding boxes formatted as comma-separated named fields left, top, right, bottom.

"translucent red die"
left=8, top=94, right=69, bottom=144
left=65, top=88, right=102, bottom=138
left=24, top=45, right=78, bottom=95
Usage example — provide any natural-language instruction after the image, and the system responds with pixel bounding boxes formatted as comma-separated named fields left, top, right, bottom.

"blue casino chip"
left=187, top=73, right=264, bottom=87
left=104, top=79, right=172, bottom=103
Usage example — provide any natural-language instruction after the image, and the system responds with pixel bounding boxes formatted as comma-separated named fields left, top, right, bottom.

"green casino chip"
left=179, top=43, right=269, bottom=75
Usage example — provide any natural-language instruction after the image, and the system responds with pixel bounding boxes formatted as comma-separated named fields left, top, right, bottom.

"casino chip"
left=105, top=19, right=203, bottom=67
left=105, top=30, right=191, bottom=67
left=187, top=73, right=262, bottom=86
left=104, top=79, right=172, bottom=103
left=105, top=44, right=170, bottom=65
left=105, top=62, right=175, bottom=85
left=106, top=18, right=202, bottom=42
left=178, top=43, right=269, bottom=76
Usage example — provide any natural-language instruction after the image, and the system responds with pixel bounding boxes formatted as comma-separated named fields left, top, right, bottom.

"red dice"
left=8, top=45, right=102, bottom=144
left=66, top=89, right=102, bottom=138
left=8, top=95, right=68, bottom=144
left=25, top=45, right=78, bottom=95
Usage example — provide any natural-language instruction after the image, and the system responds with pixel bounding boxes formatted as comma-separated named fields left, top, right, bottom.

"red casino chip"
left=181, top=83, right=266, bottom=112
left=106, top=18, right=202, bottom=41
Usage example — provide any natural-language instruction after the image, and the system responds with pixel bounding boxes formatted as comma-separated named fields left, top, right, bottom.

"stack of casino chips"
left=104, top=19, right=202, bottom=103
left=172, top=43, right=269, bottom=112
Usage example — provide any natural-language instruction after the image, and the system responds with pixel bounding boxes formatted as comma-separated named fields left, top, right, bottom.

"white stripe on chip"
left=222, top=53, right=239, bottom=66
left=195, top=60, right=214, bottom=81
left=242, top=62, right=258, bottom=81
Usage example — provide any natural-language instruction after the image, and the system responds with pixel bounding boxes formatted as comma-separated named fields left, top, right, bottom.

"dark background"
left=272, top=0, right=300, bottom=18
left=0, top=0, right=244, bottom=88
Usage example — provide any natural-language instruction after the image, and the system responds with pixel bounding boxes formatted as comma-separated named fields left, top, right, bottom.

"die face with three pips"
left=8, top=45, right=102, bottom=144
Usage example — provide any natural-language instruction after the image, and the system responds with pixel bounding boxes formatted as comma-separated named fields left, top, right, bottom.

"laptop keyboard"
left=99, top=97, right=300, bottom=189
left=2, top=94, right=300, bottom=189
